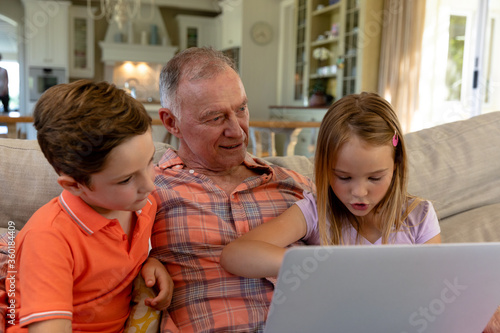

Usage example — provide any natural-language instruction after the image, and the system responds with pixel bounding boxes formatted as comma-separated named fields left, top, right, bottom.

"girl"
left=220, top=92, right=441, bottom=278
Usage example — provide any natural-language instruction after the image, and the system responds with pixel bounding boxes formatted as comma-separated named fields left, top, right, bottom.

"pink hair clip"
left=392, top=131, right=399, bottom=147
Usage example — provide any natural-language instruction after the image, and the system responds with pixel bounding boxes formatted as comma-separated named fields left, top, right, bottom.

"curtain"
left=378, top=0, right=426, bottom=133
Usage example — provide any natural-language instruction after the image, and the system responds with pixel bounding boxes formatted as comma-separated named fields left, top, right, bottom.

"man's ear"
left=57, top=175, right=85, bottom=196
left=159, top=107, right=182, bottom=139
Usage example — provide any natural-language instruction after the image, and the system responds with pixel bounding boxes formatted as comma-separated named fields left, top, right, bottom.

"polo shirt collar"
left=58, top=190, right=116, bottom=236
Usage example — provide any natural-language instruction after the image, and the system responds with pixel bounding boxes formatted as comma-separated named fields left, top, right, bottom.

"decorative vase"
left=309, top=92, right=327, bottom=107
left=150, top=25, right=158, bottom=45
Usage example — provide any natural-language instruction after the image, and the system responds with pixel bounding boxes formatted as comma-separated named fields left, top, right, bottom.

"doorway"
left=414, top=0, right=499, bottom=131
left=0, top=15, right=20, bottom=113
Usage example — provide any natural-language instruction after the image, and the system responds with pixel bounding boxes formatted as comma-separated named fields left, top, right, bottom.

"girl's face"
left=329, top=135, right=395, bottom=222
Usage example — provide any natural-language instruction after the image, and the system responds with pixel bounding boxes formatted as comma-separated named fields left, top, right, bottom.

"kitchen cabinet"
left=176, top=15, right=220, bottom=50
left=69, top=6, right=94, bottom=78
left=24, top=0, right=70, bottom=68
left=298, top=0, right=383, bottom=102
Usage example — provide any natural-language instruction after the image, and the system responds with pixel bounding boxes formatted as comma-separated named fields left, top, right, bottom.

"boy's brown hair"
left=34, top=79, right=152, bottom=187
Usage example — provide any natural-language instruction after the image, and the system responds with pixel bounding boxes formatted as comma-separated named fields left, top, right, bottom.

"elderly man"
left=151, top=47, right=314, bottom=332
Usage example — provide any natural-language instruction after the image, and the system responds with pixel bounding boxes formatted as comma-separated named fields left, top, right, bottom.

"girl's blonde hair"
left=315, top=92, right=420, bottom=245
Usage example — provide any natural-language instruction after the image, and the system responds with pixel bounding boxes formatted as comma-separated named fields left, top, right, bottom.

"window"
left=416, top=0, right=500, bottom=131
left=0, top=60, right=19, bottom=112
left=483, top=17, right=496, bottom=104
left=445, top=15, right=467, bottom=101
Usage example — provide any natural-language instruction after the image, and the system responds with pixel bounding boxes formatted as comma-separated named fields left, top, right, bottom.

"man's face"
left=175, top=68, right=250, bottom=172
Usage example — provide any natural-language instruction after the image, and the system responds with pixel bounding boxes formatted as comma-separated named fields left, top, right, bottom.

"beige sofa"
left=1, top=112, right=500, bottom=331
left=2, top=111, right=500, bottom=242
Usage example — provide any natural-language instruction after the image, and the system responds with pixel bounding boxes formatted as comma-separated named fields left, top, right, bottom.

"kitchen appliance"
left=28, top=67, right=67, bottom=101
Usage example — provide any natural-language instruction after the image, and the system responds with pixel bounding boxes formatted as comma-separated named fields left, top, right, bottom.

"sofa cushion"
left=124, top=275, right=161, bottom=333
left=2, top=112, right=499, bottom=237
left=405, top=111, right=500, bottom=221
left=0, top=140, right=175, bottom=230
left=440, top=203, right=500, bottom=243
left=263, top=155, right=314, bottom=180
left=0, top=139, right=61, bottom=230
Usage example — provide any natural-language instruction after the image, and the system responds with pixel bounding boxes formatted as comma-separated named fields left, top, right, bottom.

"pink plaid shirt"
left=151, top=149, right=314, bottom=332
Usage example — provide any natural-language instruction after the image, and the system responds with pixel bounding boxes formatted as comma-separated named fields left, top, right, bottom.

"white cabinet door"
left=176, top=15, right=220, bottom=50
left=69, top=6, right=94, bottom=78
left=25, top=0, right=69, bottom=68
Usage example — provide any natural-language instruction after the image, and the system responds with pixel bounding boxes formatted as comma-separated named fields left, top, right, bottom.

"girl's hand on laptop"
left=141, top=257, right=174, bottom=310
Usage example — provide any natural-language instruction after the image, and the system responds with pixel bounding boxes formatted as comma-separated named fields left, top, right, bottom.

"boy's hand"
left=140, top=257, right=173, bottom=311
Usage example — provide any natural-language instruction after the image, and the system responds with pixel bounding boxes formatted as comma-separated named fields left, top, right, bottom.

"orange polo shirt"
left=6, top=190, right=157, bottom=333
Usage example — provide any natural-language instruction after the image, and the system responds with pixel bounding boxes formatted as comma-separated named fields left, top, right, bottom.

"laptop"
left=264, top=243, right=500, bottom=333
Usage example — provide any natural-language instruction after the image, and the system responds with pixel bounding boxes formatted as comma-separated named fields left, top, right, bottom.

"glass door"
left=342, top=0, right=358, bottom=96
left=69, top=6, right=94, bottom=78
left=416, top=0, right=499, bottom=130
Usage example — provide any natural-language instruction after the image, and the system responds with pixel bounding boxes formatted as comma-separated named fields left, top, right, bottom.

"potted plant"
left=309, top=78, right=334, bottom=107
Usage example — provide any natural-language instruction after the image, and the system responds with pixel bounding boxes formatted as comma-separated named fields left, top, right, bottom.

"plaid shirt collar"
left=157, top=147, right=273, bottom=175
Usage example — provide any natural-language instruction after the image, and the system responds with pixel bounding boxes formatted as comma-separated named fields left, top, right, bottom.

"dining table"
left=1, top=115, right=322, bottom=157
left=248, top=120, right=322, bottom=156
left=0, top=114, right=36, bottom=139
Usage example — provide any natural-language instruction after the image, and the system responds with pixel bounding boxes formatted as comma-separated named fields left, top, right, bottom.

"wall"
left=0, top=1, right=23, bottom=61
left=240, top=0, right=281, bottom=121
left=218, top=0, right=243, bottom=50
left=0, top=1, right=24, bottom=27
left=159, top=7, right=218, bottom=47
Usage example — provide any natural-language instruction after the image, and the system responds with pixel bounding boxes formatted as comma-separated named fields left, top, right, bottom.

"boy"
left=6, top=80, right=171, bottom=332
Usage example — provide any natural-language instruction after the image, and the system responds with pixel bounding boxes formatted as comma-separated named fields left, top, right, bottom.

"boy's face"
left=78, top=130, right=156, bottom=216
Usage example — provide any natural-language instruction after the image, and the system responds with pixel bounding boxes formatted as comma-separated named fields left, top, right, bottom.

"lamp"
left=86, top=0, right=155, bottom=30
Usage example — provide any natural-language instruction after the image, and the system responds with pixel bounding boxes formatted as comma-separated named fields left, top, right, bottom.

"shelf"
left=310, top=73, right=337, bottom=79
left=311, top=36, right=339, bottom=47
left=344, top=29, right=359, bottom=37
left=301, top=0, right=384, bottom=103
left=312, top=2, right=341, bottom=16
left=345, top=7, right=360, bottom=14
left=99, top=42, right=178, bottom=65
